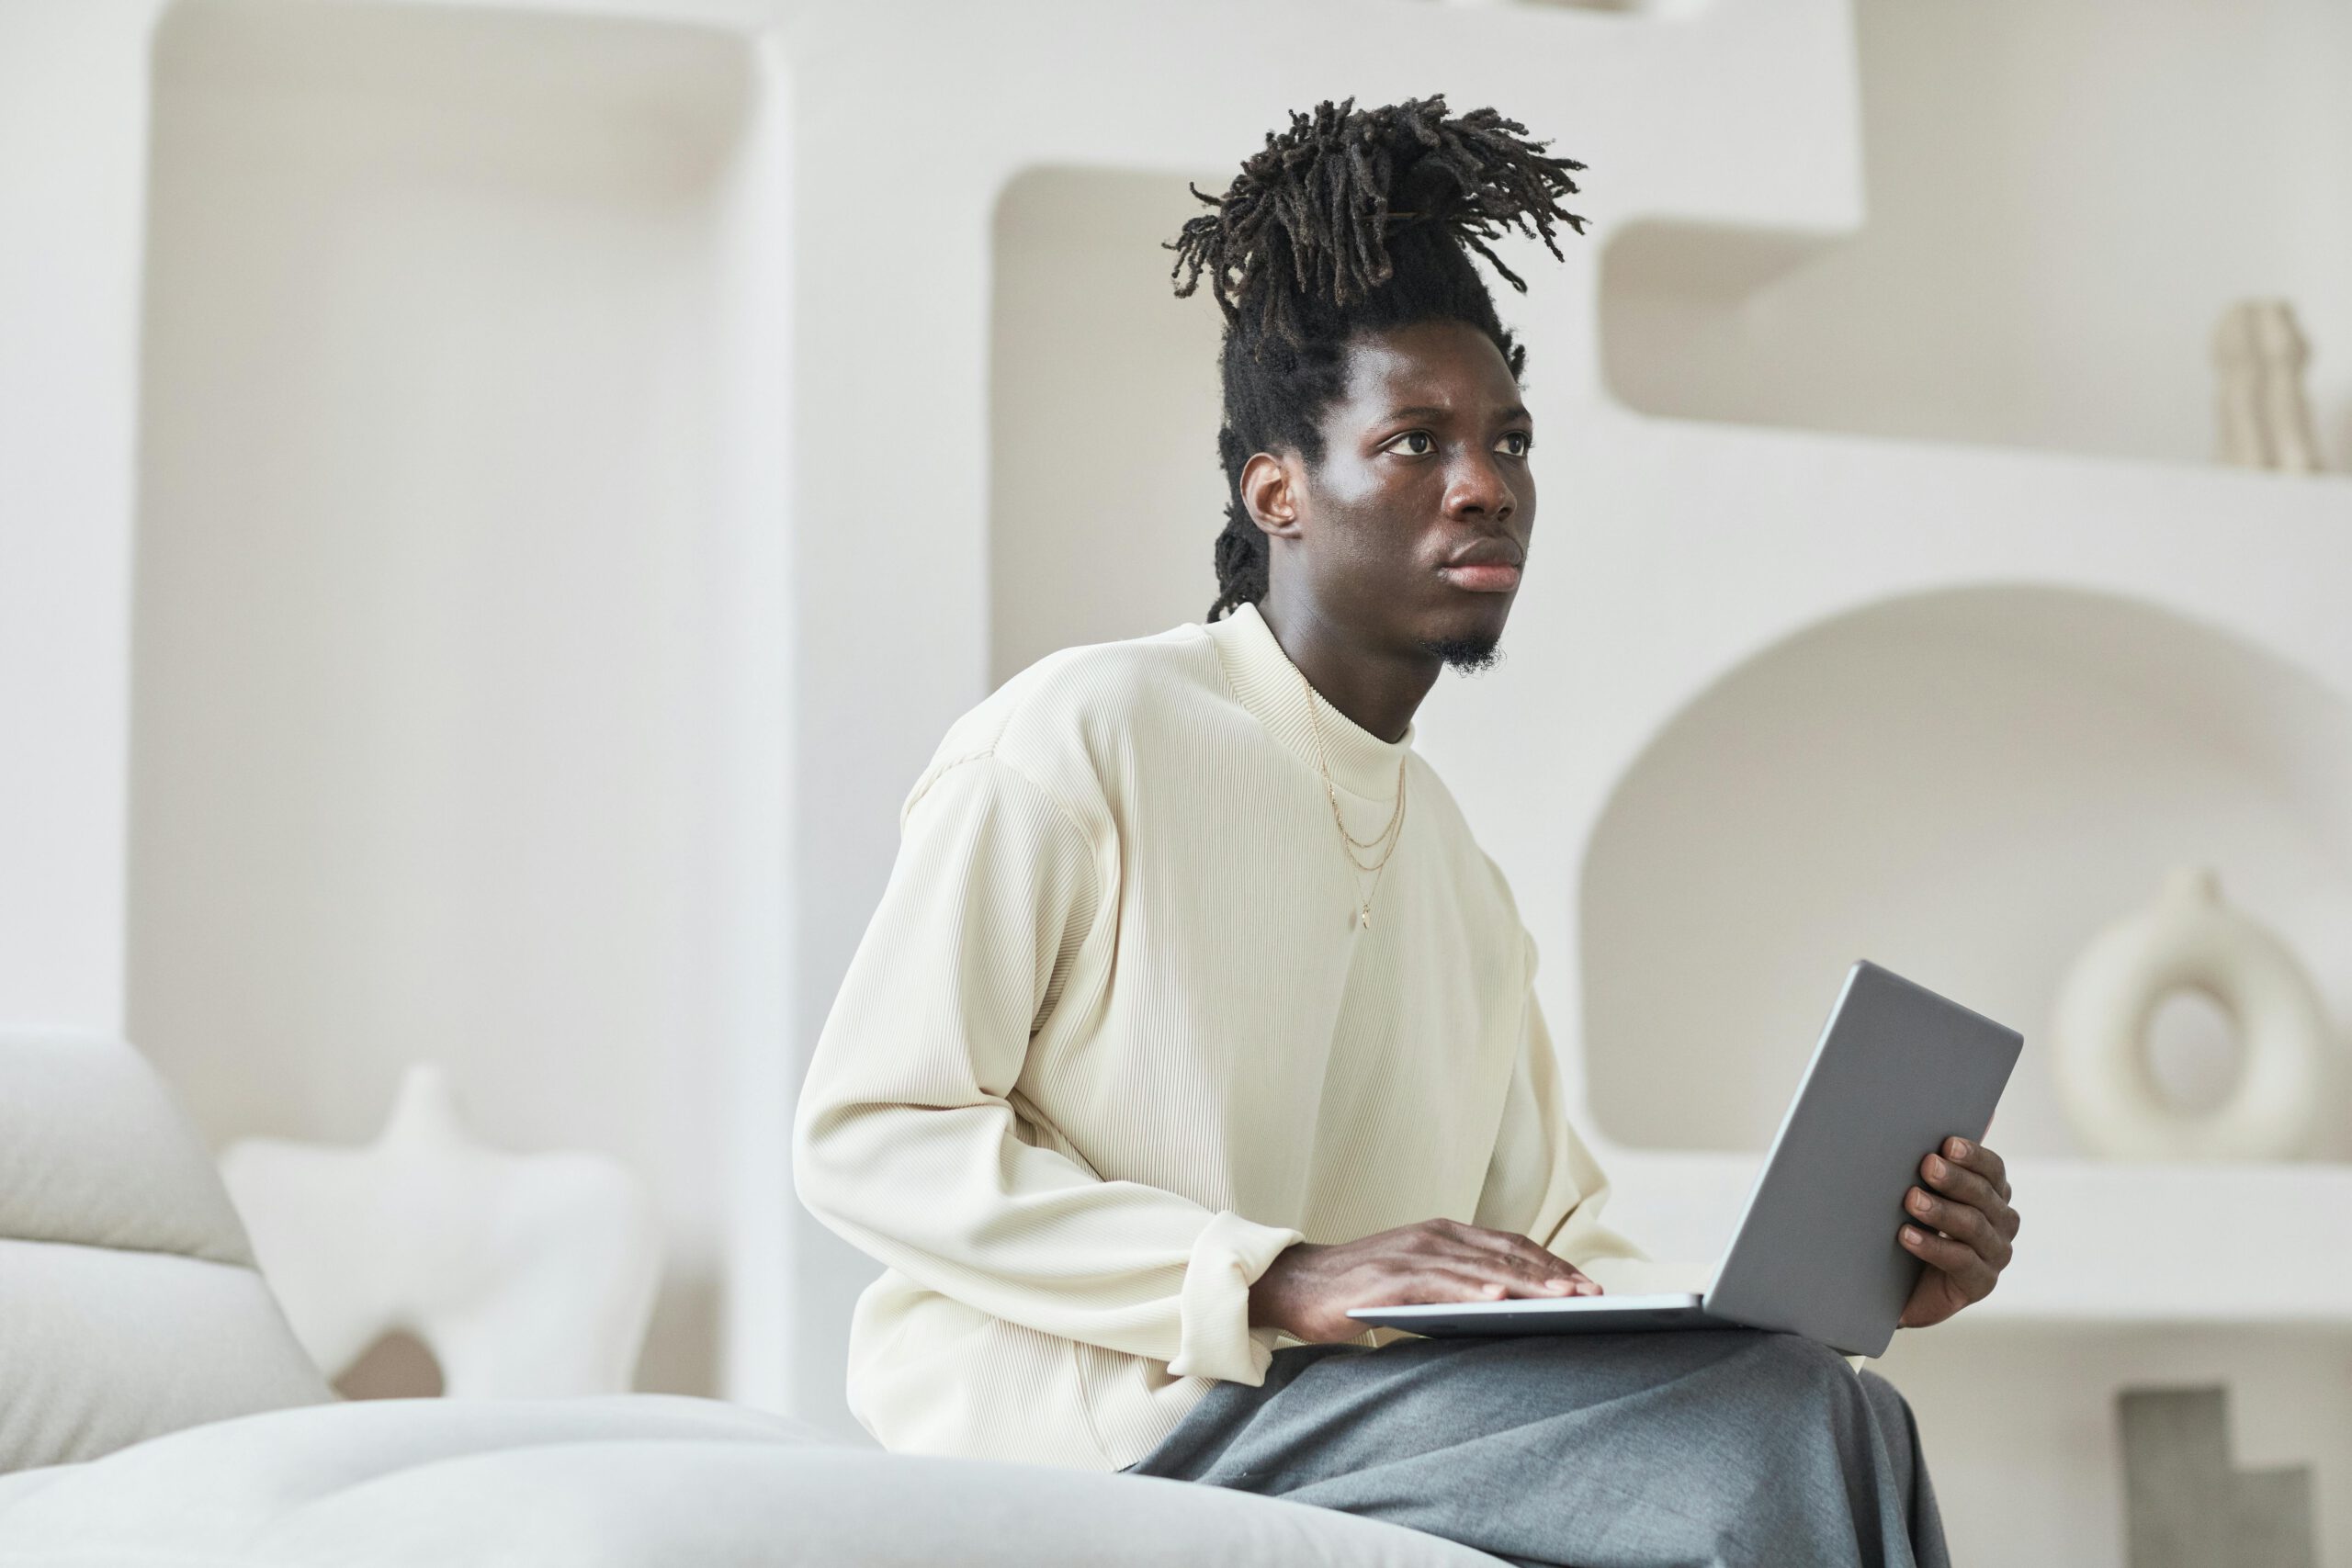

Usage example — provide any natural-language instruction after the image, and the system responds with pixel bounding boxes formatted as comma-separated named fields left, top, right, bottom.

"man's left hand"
left=1896, top=1135, right=2018, bottom=1329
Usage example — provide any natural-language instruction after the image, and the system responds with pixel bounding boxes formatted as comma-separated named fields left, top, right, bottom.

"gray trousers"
left=1125, top=1328, right=1949, bottom=1568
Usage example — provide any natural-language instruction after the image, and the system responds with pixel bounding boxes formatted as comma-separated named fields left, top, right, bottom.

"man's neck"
left=1255, top=592, right=1440, bottom=745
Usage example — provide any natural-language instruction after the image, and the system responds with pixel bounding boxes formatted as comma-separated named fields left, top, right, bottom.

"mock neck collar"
left=1205, top=599, right=1417, bottom=802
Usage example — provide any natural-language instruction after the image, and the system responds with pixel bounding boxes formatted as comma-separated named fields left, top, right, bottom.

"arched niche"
left=1578, top=584, right=2352, bottom=1160
left=129, top=0, right=786, bottom=1402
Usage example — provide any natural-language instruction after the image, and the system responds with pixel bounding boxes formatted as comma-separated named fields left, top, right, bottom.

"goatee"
left=1417, top=631, right=1504, bottom=675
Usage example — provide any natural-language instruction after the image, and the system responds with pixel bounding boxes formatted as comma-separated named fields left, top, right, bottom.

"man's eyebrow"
left=1384, top=403, right=1535, bottom=423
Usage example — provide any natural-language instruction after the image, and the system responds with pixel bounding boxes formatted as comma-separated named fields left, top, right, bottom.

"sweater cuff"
left=1167, top=1210, right=1304, bottom=1384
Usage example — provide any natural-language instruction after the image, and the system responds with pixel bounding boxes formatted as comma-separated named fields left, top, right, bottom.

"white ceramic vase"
left=2051, top=867, right=2334, bottom=1160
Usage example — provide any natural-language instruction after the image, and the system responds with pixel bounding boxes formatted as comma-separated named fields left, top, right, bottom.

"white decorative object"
left=2051, top=868, right=2335, bottom=1159
left=220, top=1064, right=663, bottom=1397
left=2212, top=299, right=2326, bottom=474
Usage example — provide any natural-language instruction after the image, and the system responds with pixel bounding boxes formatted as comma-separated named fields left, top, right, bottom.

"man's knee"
left=1855, top=1366, right=1912, bottom=1419
left=1735, top=1333, right=1871, bottom=1420
left=1855, top=1367, right=1921, bottom=1456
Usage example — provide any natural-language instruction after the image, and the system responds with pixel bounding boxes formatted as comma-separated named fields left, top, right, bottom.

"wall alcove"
left=988, top=164, right=1227, bottom=690
left=1597, top=0, right=2352, bottom=469
left=1578, top=583, right=2352, bottom=1162
left=129, top=0, right=790, bottom=1399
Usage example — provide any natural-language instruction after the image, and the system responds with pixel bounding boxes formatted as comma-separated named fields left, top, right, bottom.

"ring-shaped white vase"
left=2051, top=867, right=2332, bottom=1160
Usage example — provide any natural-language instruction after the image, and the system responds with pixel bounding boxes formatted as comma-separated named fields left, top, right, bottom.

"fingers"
left=1896, top=1138, right=2018, bottom=1321
left=1431, top=1220, right=1601, bottom=1293
left=1902, top=1183, right=2013, bottom=1271
left=1938, top=1135, right=2008, bottom=1202
left=1434, top=1242, right=1593, bottom=1297
left=1366, top=1265, right=1585, bottom=1308
left=1388, top=1221, right=1600, bottom=1298
left=1918, top=1154, right=2021, bottom=1243
left=1900, top=1222, right=1999, bottom=1302
left=1301, top=1222, right=1612, bottom=1340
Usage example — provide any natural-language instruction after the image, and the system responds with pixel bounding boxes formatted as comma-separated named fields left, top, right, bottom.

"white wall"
left=1604, top=0, right=2352, bottom=470
left=989, top=167, right=1227, bottom=688
left=0, top=1, right=159, bottom=1032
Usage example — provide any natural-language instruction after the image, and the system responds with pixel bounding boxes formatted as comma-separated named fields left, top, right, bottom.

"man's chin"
left=1416, top=627, right=1506, bottom=674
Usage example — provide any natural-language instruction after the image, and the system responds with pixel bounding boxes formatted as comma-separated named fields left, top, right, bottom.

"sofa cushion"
left=0, top=1034, right=334, bottom=1471
left=0, top=1394, right=1493, bottom=1566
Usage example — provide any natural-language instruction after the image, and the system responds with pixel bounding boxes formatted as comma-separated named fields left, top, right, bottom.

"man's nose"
left=1444, top=453, right=1517, bottom=521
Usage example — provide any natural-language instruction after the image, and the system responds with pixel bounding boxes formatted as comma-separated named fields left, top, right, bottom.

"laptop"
left=1347, top=959, right=2022, bottom=1359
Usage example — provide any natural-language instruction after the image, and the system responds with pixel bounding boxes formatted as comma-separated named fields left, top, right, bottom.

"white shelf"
left=1599, top=1149, right=2352, bottom=1327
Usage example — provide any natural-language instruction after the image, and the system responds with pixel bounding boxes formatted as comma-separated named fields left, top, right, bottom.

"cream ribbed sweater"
left=793, top=600, right=1686, bottom=1472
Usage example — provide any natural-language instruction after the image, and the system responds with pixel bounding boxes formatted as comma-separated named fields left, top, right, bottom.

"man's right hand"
left=1247, top=1218, right=1603, bottom=1344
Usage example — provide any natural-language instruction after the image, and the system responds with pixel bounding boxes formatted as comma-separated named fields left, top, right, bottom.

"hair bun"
left=1167, top=95, right=1587, bottom=350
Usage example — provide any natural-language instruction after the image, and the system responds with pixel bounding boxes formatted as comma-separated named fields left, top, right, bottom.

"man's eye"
left=1497, top=432, right=1533, bottom=458
left=1385, top=431, right=1435, bottom=457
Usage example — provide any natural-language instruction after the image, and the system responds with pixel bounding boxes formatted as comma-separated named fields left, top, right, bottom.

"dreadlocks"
left=1167, top=96, right=1587, bottom=622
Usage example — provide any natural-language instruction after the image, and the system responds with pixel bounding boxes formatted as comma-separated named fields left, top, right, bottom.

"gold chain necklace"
left=1301, top=667, right=1408, bottom=930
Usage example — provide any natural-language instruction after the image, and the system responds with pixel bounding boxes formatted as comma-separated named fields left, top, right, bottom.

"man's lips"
left=1438, top=562, right=1522, bottom=592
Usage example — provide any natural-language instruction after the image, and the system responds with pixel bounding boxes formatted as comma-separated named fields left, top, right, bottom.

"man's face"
left=1283, top=318, right=1535, bottom=671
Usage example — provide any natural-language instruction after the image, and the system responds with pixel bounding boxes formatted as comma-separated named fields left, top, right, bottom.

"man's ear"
left=1240, top=450, right=1305, bottom=539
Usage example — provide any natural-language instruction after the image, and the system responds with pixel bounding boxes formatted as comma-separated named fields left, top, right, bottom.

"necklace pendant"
left=1357, top=901, right=1373, bottom=931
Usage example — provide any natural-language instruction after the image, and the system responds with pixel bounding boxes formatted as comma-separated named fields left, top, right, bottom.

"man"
left=794, top=96, right=2018, bottom=1568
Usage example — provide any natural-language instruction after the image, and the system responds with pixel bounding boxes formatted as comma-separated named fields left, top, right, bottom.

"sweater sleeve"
left=792, top=750, right=1302, bottom=1385
left=1474, top=925, right=1710, bottom=1298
